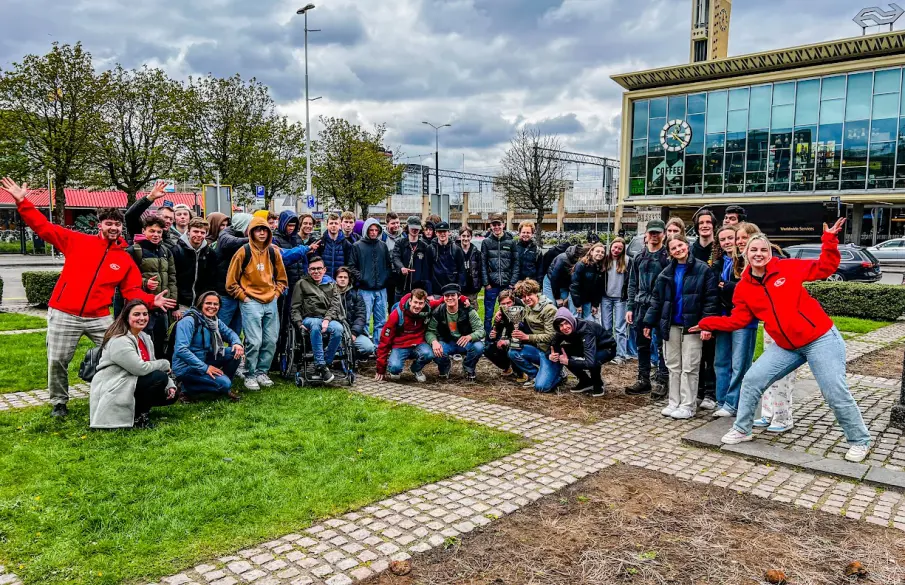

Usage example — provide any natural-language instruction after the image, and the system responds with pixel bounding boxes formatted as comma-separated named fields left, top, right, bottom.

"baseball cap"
left=406, top=216, right=422, bottom=230
left=435, top=221, right=450, bottom=231
left=646, top=219, right=666, bottom=233
left=489, top=213, right=504, bottom=224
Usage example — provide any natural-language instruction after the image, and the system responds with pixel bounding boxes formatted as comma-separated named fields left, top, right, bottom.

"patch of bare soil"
left=369, top=466, right=905, bottom=585
left=356, top=359, right=647, bottom=424
left=848, top=342, right=904, bottom=379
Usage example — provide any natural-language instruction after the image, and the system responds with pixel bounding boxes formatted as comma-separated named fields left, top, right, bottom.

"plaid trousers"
left=47, top=308, right=112, bottom=405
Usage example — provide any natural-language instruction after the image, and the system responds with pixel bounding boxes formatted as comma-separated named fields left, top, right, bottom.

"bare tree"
left=498, top=127, right=565, bottom=243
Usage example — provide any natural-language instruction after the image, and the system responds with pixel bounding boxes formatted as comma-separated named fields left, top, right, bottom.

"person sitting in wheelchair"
left=289, top=256, right=343, bottom=383
left=425, top=283, right=485, bottom=381
left=334, top=267, right=376, bottom=359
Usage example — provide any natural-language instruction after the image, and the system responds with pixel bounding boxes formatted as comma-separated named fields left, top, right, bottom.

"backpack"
left=388, top=302, right=406, bottom=335
left=240, top=243, right=278, bottom=285
left=78, top=346, right=104, bottom=382
left=164, top=311, right=205, bottom=363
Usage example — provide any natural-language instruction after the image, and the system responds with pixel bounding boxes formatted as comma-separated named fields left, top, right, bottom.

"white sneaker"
left=243, top=376, right=260, bottom=391
left=699, top=398, right=717, bottom=410
left=752, top=417, right=771, bottom=427
left=712, top=408, right=734, bottom=418
left=413, top=370, right=427, bottom=383
left=766, top=423, right=794, bottom=433
left=661, top=405, right=677, bottom=417
left=611, top=357, right=626, bottom=366
left=256, top=373, right=274, bottom=388
left=721, top=429, right=753, bottom=444
left=845, top=444, right=870, bottom=463
left=671, top=407, right=695, bottom=420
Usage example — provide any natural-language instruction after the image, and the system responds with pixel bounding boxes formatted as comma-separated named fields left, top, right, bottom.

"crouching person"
left=90, top=300, right=177, bottom=430
left=485, top=290, right=522, bottom=377
left=374, top=288, right=438, bottom=382
left=335, top=267, right=376, bottom=359
left=550, top=308, right=617, bottom=397
left=172, top=291, right=245, bottom=402
left=507, top=278, right=560, bottom=393
left=426, top=283, right=485, bottom=381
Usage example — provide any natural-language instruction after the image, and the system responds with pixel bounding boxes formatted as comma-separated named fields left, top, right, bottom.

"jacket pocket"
left=798, top=310, right=816, bottom=328
left=56, top=282, right=67, bottom=302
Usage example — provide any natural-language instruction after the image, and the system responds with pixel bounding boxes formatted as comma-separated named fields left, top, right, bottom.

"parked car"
left=867, top=238, right=905, bottom=265
left=783, top=244, right=882, bottom=283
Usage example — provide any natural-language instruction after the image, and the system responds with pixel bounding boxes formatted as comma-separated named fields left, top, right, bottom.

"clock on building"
left=659, top=119, right=692, bottom=152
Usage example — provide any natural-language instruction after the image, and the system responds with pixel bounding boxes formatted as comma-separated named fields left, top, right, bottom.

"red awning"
left=0, top=188, right=198, bottom=209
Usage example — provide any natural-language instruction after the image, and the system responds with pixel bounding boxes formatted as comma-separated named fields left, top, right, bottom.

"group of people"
left=1, top=175, right=873, bottom=462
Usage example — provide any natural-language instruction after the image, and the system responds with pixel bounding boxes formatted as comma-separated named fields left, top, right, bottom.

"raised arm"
left=2, top=178, right=74, bottom=251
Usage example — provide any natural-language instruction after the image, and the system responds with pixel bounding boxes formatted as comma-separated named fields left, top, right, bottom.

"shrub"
left=22, top=271, right=61, bottom=307
left=804, top=282, right=905, bottom=321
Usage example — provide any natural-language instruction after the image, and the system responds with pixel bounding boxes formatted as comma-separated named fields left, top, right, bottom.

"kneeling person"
left=290, top=256, right=343, bottom=383
left=551, top=308, right=616, bottom=397
left=172, top=291, right=245, bottom=401
left=426, top=283, right=485, bottom=381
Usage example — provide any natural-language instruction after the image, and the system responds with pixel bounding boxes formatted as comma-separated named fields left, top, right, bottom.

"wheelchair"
left=279, top=320, right=357, bottom=387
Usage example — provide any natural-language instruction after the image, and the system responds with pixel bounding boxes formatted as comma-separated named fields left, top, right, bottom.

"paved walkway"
left=1, top=321, right=905, bottom=585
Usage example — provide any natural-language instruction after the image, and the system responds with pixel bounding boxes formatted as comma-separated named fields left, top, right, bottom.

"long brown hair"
left=102, top=300, right=150, bottom=349
left=605, top=237, right=628, bottom=273
left=712, top=224, right=737, bottom=268
left=578, top=242, right=607, bottom=271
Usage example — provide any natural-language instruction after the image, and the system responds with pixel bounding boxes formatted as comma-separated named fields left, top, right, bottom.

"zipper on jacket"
left=759, top=281, right=795, bottom=348
left=80, top=243, right=112, bottom=316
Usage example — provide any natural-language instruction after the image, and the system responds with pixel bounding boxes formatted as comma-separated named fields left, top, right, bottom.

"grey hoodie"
left=350, top=218, right=392, bottom=290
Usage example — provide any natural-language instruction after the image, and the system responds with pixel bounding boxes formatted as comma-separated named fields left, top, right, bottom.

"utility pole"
left=422, top=121, right=451, bottom=211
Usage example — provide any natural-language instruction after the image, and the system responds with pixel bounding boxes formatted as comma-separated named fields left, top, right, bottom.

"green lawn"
left=0, top=313, right=46, bottom=332
left=0, top=386, right=523, bottom=585
left=0, top=333, right=92, bottom=392
left=0, top=241, right=53, bottom=255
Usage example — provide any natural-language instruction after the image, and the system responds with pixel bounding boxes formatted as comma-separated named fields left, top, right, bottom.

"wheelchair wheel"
left=347, top=371, right=356, bottom=386
left=281, top=326, right=296, bottom=379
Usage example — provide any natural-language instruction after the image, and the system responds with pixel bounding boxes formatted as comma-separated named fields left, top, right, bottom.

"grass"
left=0, top=241, right=53, bottom=255
left=0, top=333, right=92, bottom=392
left=0, top=386, right=524, bottom=585
left=0, top=313, right=46, bottom=332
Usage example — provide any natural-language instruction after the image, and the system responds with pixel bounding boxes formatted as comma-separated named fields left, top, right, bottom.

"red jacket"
left=697, top=231, right=838, bottom=350
left=18, top=199, right=155, bottom=318
left=375, top=293, right=446, bottom=374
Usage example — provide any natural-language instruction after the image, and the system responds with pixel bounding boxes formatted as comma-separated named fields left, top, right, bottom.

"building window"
left=693, top=40, right=708, bottom=63
left=694, top=0, right=709, bottom=28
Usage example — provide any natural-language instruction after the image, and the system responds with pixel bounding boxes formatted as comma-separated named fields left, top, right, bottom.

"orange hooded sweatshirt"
left=226, top=216, right=288, bottom=303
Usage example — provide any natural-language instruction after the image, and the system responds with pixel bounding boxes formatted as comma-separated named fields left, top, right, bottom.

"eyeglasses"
left=309, top=266, right=325, bottom=271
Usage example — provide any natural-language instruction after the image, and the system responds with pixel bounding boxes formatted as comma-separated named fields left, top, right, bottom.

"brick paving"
left=2, top=321, right=905, bottom=585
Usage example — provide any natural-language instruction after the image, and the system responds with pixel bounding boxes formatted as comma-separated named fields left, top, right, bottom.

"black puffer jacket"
left=570, top=260, right=605, bottom=308
left=215, top=227, right=248, bottom=296
left=481, top=232, right=516, bottom=288
left=542, top=242, right=570, bottom=279
left=172, top=236, right=218, bottom=307
left=431, top=240, right=466, bottom=292
left=626, top=246, right=669, bottom=313
left=461, top=244, right=483, bottom=295
left=513, top=239, right=542, bottom=283
left=547, top=245, right=582, bottom=301
left=392, top=237, right=435, bottom=294
left=339, top=288, right=367, bottom=337
left=643, top=256, right=719, bottom=341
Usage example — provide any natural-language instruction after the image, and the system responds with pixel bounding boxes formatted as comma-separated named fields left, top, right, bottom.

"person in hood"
left=319, top=212, right=354, bottom=279
left=215, top=212, right=252, bottom=335
left=172, top=291, right=244, bottom=401
left=272, top=210, right=314, bottom=369
left=205, top=212, right=229, bottom=247
left=341, top=211, right=360, bottom=243
left=1, top=177, right=172, bottom=419
left=691, top=220, right=872, bottom=464
left=481, top=213, right=516, bottom=335
left=422, top=214, right=440, bottom=244
left=334, top=267, right=375, bottom=358
left=172, top=217, right=218, bottom=317
left=425, top=283, right=485, bottom=382
left=392, top=216, right=435, bottom=303
left=374, top=288, right=445, bottom=382
left=226, top=216, right=288, bottom=391
left=431, top=221, right=466, bottom=293
left=507, top=278, right=561, bottom=393
left=350, top=218, right=392, bottom=346
left=551, top=307, right=616, bottom=397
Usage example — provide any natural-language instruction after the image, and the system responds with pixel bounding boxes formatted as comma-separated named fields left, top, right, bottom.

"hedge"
left=804, top=282, right=905, bottom=321
left=22, top=271, right=61, bottom=307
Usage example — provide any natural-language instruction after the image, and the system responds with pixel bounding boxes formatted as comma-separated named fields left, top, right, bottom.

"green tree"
left=250, top=116, right=307, bottom=208
left=0, top=42, right=110, bottom=223
left=0, top=110, right=34, bottom=182
left=312, top=116, right=403, bottom=216
left=97, top=66, right=182, bottom=206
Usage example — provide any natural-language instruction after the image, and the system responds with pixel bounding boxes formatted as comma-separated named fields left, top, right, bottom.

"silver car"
left=868, top=238, right=905, bottom=265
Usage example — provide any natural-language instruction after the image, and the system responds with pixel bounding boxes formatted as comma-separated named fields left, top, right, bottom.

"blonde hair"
left=737, top=232, right=772, bottom=278
left=605, top=237, right=628, bottom=274
left=518, top=220, right=535, bottom=233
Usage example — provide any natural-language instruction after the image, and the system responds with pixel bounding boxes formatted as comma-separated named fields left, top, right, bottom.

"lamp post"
left=297, top=4, right=316, bottom=202
left=422, top=121, right=451, bottom=203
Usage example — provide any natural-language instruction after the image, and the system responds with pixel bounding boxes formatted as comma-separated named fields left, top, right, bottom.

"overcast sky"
left=0, top=0, right=874, bottom=174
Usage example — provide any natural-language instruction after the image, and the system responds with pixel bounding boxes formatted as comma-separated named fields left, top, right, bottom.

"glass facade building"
left=629, top=66, right=905, bottom=197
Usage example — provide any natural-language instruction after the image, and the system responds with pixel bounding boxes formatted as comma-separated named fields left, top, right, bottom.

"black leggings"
left=134, top=370, right=174, bottom=416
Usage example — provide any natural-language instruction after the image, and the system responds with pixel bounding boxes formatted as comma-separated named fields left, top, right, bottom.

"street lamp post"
left=422, top=121, right=451, bottom=204
left=297, top=4, right=316, bottom=202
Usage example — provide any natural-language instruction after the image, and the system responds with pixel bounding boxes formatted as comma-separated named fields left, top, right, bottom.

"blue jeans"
left=575, top=302, right=595, bottom=321
left=734, top=327, right=870, bottom=445
left=240, top=298, right=279, bottom=375
left=360, top=289, right=387, bottom=346
left=387, top=344, right=434, bottom=375
left=353, top=334, right=376, bottom=357
left=178, top=349, right=241, bottom=395
left=714, top=328, right=757, bottom=414
left=508, top=344, right=563, bottom=393
left=483, top=286, right=502, bottom=335
left=434, top=340, right=485, bottom=375
left=601, top=297, right=629, bottom=359
left=220, top=296, right=244, bottom=338
left=302, top=317, right=344, bottom=366
left=627, top=324, right=638, bottom=358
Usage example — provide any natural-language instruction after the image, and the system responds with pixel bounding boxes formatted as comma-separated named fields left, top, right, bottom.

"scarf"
left=188, top=308, right=224, bottom=359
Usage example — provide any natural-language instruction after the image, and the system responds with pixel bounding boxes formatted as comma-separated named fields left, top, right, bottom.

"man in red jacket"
left=2, top=178, right=176, bottom=418
left=374, top=289, right=443, bottom=382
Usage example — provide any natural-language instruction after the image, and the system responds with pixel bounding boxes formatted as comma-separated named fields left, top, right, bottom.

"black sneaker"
left=624, top=380, right=651, bottom=396
left=570, top=381, right=594, bottom=394
left=590, top=386, right=605, bottom=397
left=133, top=412, right=155, bottom=429
left=464, top=369, right=477, bottom=382
left=50, top=403, right=68, bottom=418
left=317, top=365, right=335, bottom=383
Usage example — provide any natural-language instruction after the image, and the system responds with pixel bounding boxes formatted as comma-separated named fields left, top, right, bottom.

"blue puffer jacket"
left=172, top=309, right=242, bottom=377
left=318, top=230, right=353, bottom=279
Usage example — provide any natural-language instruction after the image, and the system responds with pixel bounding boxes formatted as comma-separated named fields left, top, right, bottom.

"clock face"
left=660, top=119, right=692, bottom=152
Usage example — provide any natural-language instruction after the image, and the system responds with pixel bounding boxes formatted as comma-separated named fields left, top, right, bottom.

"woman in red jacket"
left=691, top=219, right=871, bottom=463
